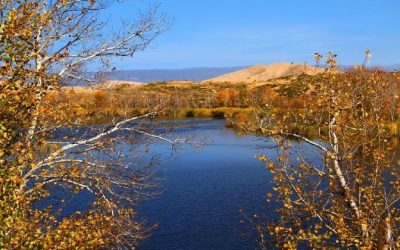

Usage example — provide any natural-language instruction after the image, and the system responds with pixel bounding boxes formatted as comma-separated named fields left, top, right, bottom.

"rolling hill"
left=205, top=63, right=324, bottom=83
left=106, top=66, right=246, bottom=83
left=94, top=80, right=144, bottom=89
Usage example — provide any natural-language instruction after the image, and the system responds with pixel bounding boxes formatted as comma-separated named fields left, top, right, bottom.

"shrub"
left=185, top=109, right=195, bottom=118
left=211, top=110, right=225, bottom=119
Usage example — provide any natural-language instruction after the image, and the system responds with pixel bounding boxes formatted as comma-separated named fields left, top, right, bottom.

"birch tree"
left=0, top=0, right=174, bottom=248
left=254, top=53, right=400, bottom=249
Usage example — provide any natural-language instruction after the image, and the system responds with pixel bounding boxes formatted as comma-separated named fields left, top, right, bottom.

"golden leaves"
left=257, top=154, right=267, bottom=161
left=0, top=0, right=145, bottom=248
left=314, top=52, right=323, bottom=65
left=274, top=226, right=285, bottom=234
left=254, top=64, right=400, bottom=248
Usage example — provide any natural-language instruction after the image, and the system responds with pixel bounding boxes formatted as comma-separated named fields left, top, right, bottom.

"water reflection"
left=138, top=119, right=272, bottom=250
left=37, top=118, right=324, bottom=249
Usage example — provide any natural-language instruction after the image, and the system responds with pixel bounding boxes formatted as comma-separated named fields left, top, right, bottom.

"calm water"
left=137, top=119, right=274, bottom=250
left=42, top=119, right=400, bottom=249
left=40, top=118, right=321, bottom=249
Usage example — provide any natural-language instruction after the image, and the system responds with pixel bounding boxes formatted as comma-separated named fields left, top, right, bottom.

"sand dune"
left=94, top=80, right=144, bottom=89
left=205, top=63, right=324, bottom=83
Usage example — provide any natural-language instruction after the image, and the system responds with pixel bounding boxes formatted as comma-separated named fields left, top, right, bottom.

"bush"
left=211, top=110, right=225, bottom=119
left=185, top=109, right=195, bottom=118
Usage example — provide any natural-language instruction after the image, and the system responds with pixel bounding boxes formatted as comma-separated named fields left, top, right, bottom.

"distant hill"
left=94, top=80, right=144, bottom=89
left=205, top=63, right=324, bottom=83
left=106, top=66, right=246, bottom=83
left=66, top=63, right=398, bottom=87
left=385, top=64, right=400, bottom=71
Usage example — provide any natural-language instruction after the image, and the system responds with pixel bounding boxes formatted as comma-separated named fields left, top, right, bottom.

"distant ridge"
left=205, top=63, right=324, bottom=83
left=106, top=66, right=247, bottom=83
left=67, top=63, right=398, bottom=87
left=94, top=80, right=144, bottom=89
left=385, top=63, right=400, bottom=71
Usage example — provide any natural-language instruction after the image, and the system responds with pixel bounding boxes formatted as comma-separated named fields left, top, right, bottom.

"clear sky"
left=105, top=0, right=400, bottom=69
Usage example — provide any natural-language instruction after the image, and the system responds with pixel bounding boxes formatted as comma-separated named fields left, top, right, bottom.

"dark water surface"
left=138, top=119, right=274, bottom=250
left=42, top=118, right=400, bottom=249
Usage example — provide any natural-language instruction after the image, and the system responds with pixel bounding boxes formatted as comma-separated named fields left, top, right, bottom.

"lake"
left=44, top=118, right=400, bottom=249
left=44, top=118, right=318, bottom=249
left=137, top=119, right=274, bottom=250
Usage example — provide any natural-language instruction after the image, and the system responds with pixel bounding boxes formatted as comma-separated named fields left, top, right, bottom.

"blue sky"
left=105, top=0, right=400, bottom=69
